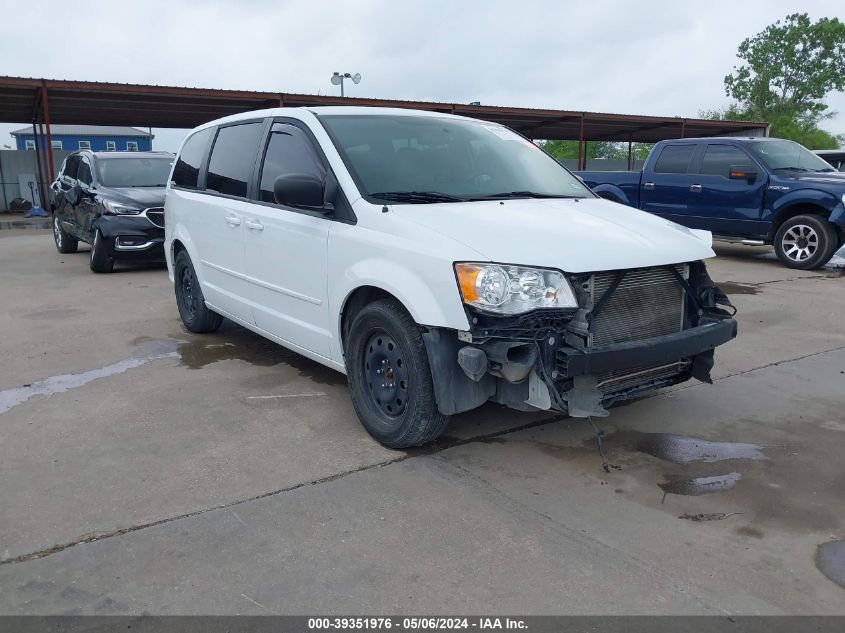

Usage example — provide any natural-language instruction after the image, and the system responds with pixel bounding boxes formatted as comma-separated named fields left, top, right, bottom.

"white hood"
left=392, top=197, right=715, bottom=273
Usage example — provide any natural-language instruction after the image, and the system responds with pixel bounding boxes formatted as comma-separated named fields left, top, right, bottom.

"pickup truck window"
left=319, top=114, right=591, bottom=202
left=698, top=145, right=755, bottom=178
left=749, top=140, right=834, bottom=173
left=206, top=122, right=264, bottom=198
left=653, top=144, right=695, bottom=174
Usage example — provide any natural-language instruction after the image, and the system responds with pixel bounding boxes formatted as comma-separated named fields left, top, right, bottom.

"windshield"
left=749, top=140, right=835, bottom=173
left=319, top=114, right=593, bottom=202
left=96, top=157, right=174, bottom=187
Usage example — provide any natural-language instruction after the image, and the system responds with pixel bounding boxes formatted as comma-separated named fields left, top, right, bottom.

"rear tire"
left=345, top=298, right=449, bottom=448
left=174, top=250, right=223, bottom=333
left=89, top=228, right=114, bottom=273
left=773, top=215, right=838, bottom=270
left=53, top=213, right=78, bottom=254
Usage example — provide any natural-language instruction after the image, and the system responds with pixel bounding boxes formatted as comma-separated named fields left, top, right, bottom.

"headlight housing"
left=455, top=263, right=578, bottom=315
left=102, top=200, right=142, bottom=215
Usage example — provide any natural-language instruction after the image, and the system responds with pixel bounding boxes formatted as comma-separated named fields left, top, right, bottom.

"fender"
left=768, top=188, right=845, bottom=229
left=331, top=257, right=471, bottom=364
left=590, top=183, right=631, bottom=206
left=165, top=223, right=201, bottom=285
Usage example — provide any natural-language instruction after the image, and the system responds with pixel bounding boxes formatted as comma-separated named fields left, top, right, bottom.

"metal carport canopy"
left=0, top=76, right=768, bottom=143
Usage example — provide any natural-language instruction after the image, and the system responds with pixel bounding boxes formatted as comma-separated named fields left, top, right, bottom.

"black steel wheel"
left=174, top=250, right=223, bottom=333
left=346, top=298, right=449, bottom=448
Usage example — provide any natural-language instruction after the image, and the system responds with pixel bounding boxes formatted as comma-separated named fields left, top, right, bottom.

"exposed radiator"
left=589, top=264, right=688, bottom=347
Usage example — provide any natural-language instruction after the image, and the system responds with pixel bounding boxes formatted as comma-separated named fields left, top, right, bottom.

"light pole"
left=331, top=72, right=361, bottom=97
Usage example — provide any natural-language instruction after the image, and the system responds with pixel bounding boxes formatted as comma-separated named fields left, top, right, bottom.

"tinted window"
left=258, top=125, right=325, bottom=203
left=63, top=156, right=79, bottom=179
left=97, top=157, right=174, bottom=187
left=653, top=144, right=696, bottom=174
left=206, top=123, right=264, bottom=197
left=172, top=127, right=214, bottom=189
left=698, top=145, right=754, bottom=177
left=77, top=159, right=93, bottom=186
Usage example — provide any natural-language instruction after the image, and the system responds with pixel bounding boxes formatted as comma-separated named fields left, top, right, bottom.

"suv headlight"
left=454, top=263, right=578, bottom=315
left=102, top=200, right=142, bottom=215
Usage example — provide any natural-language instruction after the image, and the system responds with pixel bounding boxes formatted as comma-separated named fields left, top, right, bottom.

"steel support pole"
left=31, top=121, right=47, bottom=209
left=578, top=114, right=586, bottom=171
left=627, top=139, right=632, bottom=170
left=41, top=81, right=55, bottom=181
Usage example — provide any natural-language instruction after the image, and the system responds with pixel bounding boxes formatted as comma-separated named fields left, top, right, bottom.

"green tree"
left=721, top=13, right=845, bottom=148
left=537, top=140, right=653, bottom=164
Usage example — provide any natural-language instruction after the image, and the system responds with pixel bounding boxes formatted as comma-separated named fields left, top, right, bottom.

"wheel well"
left=171, top=239, right=186, bottom=260
left=598, top=192, right=620, bottom=203
left=771, top=204, right=830, bottom=239
left=340, top=286, right=401, bottom=355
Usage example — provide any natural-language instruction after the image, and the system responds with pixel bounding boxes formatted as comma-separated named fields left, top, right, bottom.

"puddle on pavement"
left=816, top=540, right=845, bottom=589
left=0, top=219, right=51, bottom=230
left=166, top=322, right=344, bottom=385
left=659, top=472, right=741, bottom=497
left=0, top=340, right=179, bottom=415
left=615, top=431, right=768, bottom=465
left=718, top=281, right=760, bottom=295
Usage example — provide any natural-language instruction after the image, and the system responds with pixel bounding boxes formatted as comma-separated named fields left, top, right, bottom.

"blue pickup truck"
left=577, top=137, right=845, bottom=269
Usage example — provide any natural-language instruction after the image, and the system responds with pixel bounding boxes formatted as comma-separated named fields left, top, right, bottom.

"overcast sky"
left=1, top=0, right=843, bottom=152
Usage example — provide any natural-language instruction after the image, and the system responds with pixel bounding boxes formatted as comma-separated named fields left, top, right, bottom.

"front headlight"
left=102, top=200, right=142, bottom=215
left=454, top=263, right=579, bottom=315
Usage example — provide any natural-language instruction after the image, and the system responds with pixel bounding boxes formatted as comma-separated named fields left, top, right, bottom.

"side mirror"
left=273, top=173, right=326, bottom=209
left=65, top=185, right=82, bottom=207
left=728, top=166, right=758, bottom=182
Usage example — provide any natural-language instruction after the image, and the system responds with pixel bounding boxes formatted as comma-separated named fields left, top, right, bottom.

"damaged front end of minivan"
left=422, top=261, right=737, bottom=418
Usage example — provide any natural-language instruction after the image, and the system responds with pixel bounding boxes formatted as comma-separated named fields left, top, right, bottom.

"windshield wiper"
left=370, top=191, right=466, bottom=203
left=772, top=167, right=811, bottom=172
left=468, top=191, right=583, bottom=200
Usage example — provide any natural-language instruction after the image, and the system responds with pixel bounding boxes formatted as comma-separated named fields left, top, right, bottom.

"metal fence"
left=0, top=150, right=71, bottom=211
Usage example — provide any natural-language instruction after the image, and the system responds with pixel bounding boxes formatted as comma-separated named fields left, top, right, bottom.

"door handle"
left=245, top=219, right=264, bottom=231
left=690, top=184, right=702, bottom=192
left=224, top=214, right=241, bottom=227
left=643, top=181, right=655, bottom=190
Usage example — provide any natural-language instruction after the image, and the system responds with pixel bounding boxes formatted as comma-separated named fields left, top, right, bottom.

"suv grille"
left=145, top=207, right=165, bottom=229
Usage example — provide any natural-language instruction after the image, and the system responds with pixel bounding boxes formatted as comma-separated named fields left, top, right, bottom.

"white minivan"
left=165, top=107, right=737, bottom=448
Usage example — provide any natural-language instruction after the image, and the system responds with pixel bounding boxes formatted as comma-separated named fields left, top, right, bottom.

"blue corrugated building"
left=11, top=125, right=153, bottom=152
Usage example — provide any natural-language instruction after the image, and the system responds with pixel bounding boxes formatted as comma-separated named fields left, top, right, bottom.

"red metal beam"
left=41, top=81, right=55, bottom=182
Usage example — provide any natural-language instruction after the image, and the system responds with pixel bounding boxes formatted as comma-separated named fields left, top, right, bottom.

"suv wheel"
left=53, top=214, right=78, bottom=254
left=774, top=215, right=838, bottom=270
left=174, top=250, right=223, bottom=333
left=346, top=298, right=449, bottom=448
left=89, top=228, right=114, bottom=273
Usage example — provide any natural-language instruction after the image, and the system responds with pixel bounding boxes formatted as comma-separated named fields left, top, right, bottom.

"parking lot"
left=1, top=219, right=844, bottom=614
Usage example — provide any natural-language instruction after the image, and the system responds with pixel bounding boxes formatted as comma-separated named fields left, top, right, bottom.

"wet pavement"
left=0, top=232, right=844, bottom=614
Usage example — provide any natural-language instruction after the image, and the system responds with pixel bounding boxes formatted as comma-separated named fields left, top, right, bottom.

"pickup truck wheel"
left=53, top=213, right=78, bottom=254
left=174, top=250, right=223, bottom=333
left=346, top=299, right=449, bottom=448
left=89, top=228, right=115, bottom=273
left=774, top=215, right=838, bottom=270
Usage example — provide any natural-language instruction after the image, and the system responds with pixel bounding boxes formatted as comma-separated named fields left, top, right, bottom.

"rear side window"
left=654, top=144, right=696, bottom=174
left=172, top=127, right=214, bottom=189
left=258, top=124, right=325, bottom=203
left=206, top=122, right=264, bottom=198
left=77, top=159, right=93, bottom=186
left=698, top=145, right=754, bottom=178
left=64, top=156, right=79, bottom=180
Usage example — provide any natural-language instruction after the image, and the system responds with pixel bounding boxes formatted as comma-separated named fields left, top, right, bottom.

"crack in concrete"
left=6, top=340, right=840, bottom=568
left=0, top=413, right=569, bottom=567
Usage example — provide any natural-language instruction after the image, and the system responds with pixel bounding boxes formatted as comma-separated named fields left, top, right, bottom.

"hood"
left=99, top=186, right=166, bottom=208
left=391, top=197, right=715, bottom=273
left=773, top=171, right=845, bottom=189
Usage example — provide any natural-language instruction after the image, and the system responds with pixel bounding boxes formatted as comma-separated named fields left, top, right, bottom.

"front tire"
left=774, top=215, right=838, bottom=270
left=53, top=213, right=78, bottom=254
left=346, top=299, right=449, bottom=448
left=174, top=250, right=223, bottom=333
left=89, top=228, right=114, bottom=273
